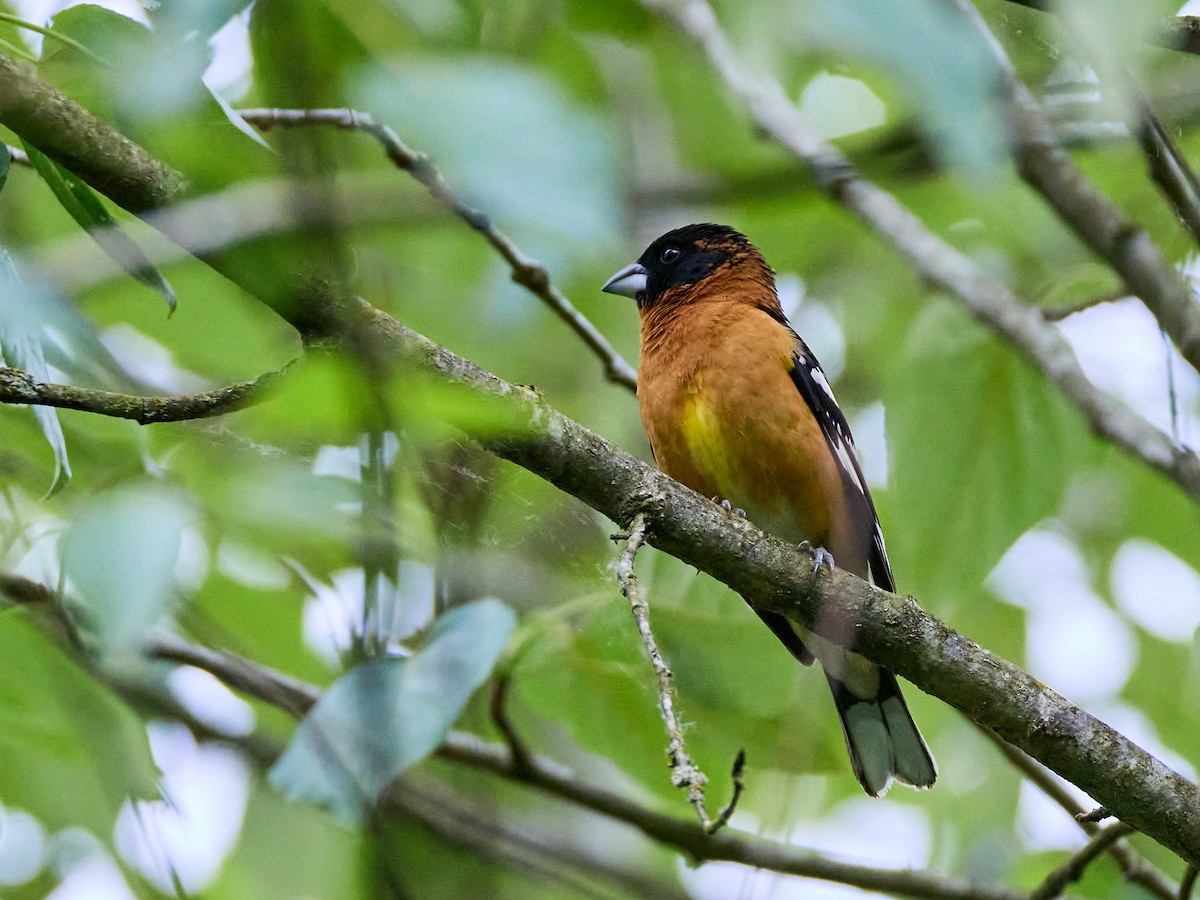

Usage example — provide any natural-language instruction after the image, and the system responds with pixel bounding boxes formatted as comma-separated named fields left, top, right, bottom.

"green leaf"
left=356, top=58, right=621, bottom=246
left=884, top=303, right=1088, bottom=600
left=0, top=140, right=9, bottom=194
left=269, top=598, right=516, bottom=821
left=61, top=484, right=192, bottom=652
left=0, top=250, right=71, bottom=496
left=0, top=10, right=108, bottom=66
left=205, top=776, right=371, bottom=900
left=0, top=612, right=158, bottom=840
left=21, top=141, right=176, bottom=311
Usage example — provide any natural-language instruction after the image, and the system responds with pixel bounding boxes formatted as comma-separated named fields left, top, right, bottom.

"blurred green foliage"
left=0, top=0, right=1198, bottom=897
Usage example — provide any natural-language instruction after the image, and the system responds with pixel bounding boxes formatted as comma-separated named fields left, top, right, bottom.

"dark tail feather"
left=827, top=670, right=937, bottom=796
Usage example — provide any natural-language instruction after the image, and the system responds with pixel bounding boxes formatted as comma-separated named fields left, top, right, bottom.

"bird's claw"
left=714, top=497, right=747, bottom=518
left=799, top=540, right=834, bottom=575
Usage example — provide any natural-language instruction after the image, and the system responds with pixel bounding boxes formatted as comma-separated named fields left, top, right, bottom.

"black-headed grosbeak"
left=603, top=224, right=935, bottom=796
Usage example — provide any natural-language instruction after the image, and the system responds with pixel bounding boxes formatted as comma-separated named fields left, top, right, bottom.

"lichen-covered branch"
left=0, top=364, right=286, bottom=424
left=236, top=107, right=638, bottom=392
left=0, top=52, right=186, bottom=212
left=352, top=302, right=1200, bottom=866
left=3, top=19, right=1199, bottom=873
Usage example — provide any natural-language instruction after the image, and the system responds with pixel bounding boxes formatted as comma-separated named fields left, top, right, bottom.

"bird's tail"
left=826, top=670, right=937, bottom=797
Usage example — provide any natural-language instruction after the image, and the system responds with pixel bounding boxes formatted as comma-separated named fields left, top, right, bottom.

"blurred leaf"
left=804, top=0, right=1006, bottom=176
left=61, top=484, right=192, bottom=651
left=356, top=58, right=621, bottom=246
left=270, top=598, right=516, bottom=821
left=0, top=140, right=9, bottom=193
left=21, top=142, right=176, bottom=311
left=0, top=612, right=158, bottom=839
left=565, top=0, right=653, bottom=40
left=41, top=3, right=270, bottom=192
left=0, top=10, right=106, bottom=64
left=250, top=0, right=369, bottom=109
left=43, top=4, right=206, bottom=123
left=885, top=303, right=1088, bottom=600
left=144, top=0, right=251, bottom=41
left=206, top=775, right=370, bottom=899
left=0, top=250, right=71, bottom=496
left=516, top=601, right=667, bottom=785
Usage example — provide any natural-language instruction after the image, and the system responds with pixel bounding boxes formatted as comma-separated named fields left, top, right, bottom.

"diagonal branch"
left=638, top=0, right=1200, bottom=502
left=996, top=3, right=1200, bottom=259
left=950, top=0, right=1200, bottom=378
left=979, top=727, right=1175, bottom=899
left=0, top=364, right=288, bottom=424
left=1135, top=99, right=1200, bottom=252
left=236, top=107, right=638, bottom=392
left=0, top=52, right=185, bottom=212
left=1029, top=823, right=1136, bottom=900
left=350, top=303, right=1200, bottom=866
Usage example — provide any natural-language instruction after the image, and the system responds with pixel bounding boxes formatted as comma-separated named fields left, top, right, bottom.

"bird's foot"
left=712, top=496, right=747, bottom=518
left=798, top=540, right=834, bottom=575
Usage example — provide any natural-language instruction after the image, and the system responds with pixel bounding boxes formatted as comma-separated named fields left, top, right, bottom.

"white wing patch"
left=802, top=358, right=865, bottom=496
left=868, top=522, right=891, bottom=587
left=789, top=337, right=898, bottom=594
left=809, top=364, right=838, bottom=404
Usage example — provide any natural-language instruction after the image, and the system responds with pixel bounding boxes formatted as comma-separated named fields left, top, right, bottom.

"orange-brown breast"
left=638, top=300, right=854, bottom=562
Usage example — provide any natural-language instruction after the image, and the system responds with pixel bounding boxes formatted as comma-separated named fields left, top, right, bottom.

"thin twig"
left=6, top=143, right=27, bottom=166
left=978, top=727, right=1175, bottom=900
left=6, top=572, right=1027, bottom=900
left=1029, top=823, right=1136, bottom=900
left=236, top=107, right=638, bottom=392
left=639, top=0, right=1200, bottom=503
left=146, top=632, right=319, bottom=719
left=1078, top=806, right=1112, bottom=824
left=125, top=621, right=1024, bottom=899
left=490, top=673, right=533, bottom=777
left=1135, top=99, right=1200, bottom=252
left=0, top=363, right=289, bottom=424
left=616, top=513, right=722, bottom=832
left=1181, top=865, right=1198, bottom=900
left=950, top=0, right=1200, bottom=381
left=706, top=750, right=746, bottom=834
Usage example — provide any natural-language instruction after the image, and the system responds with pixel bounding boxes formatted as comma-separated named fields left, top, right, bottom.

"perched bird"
left=602, top=224, right=935, bottom=796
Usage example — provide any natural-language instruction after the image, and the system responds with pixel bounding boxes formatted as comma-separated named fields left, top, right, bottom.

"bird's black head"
left=602, top=224, right=771, bottom=309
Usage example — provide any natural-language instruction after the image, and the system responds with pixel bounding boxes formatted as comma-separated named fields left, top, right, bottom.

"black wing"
left=786, top=335, right=895, bottom=593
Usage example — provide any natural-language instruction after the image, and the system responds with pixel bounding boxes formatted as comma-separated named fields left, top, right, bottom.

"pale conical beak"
left=601, top=262, right=647, bottom=299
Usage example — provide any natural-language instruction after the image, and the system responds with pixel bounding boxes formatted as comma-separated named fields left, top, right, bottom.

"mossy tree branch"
left=0, top=53, right=186, bottom=212
left=359, top=303, right=1200, bottom=867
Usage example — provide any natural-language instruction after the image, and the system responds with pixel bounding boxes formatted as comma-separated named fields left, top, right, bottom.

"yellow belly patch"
left=682, top=395, right=739, bottom=498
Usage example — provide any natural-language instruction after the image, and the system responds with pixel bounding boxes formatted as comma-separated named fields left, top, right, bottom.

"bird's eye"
left=660, top=246, right=681, bottom=265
